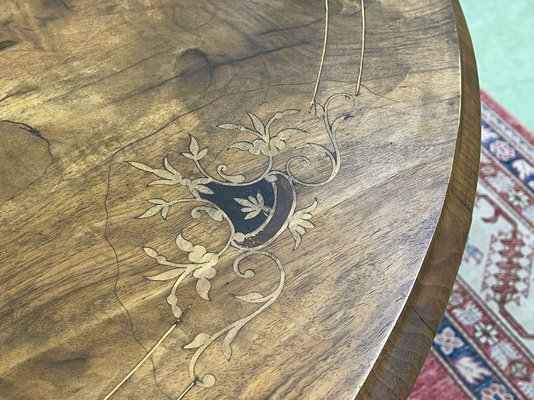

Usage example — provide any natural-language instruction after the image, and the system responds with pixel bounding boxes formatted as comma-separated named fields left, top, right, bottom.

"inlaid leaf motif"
left=230, top=141, right=256, bottom=153
left=288, top=199, right=318, bottom=249
left=197, top=148, right=208, bottom=159
left=270, top=109, right=299, bottom=122
left=143, top=247, right=159, bottom=259
left=187, top=177, right=214, bottom=198
left=160, top=205, right=170, bottom=219
left=196, top=278, right=212, bottom=300
left=137, top=204, right=164, bottom=219
left=177, top=251, right=285, bottom=390
left=230, top=138, right=279, bottom=157
left=128, top=161, right=173, bottom=179
left=146, top=269, right=184, bottom=281
left=181, top=135, right=208, bottom=161
left=276, top=128, right=303, bottom=141
left=234, top=292, right=266, bottom=303
left=128, top=157, right=185, bottom=186
left=193, top=265, right=217, bottom=279
left=189, top=135, right=199, bottom=155
left=217, top=123, right=247, bottom=131
left=224, top=109, right=305, bottom=157
left=141, top=232, right=222, bottom=325
left=184, top=333, right=210, bottom=349
left=313, top=102, right=325, bottom=118
left=191, top=178, right=214, bottom=195
left=125, top=88, right=351, bottom=394
left=222, top=327, right=239, bottom=360
left=167, top=293, right=182, bottom=319
left=163, top=157, right=179, bottom=175
left=234, top=193, right=270, bottom=219
left=247, top=112, right=265, bottom=136
left=192, top=267, right=216, bottom=302
left=137, top=199, right=172, bottom=219
left=130, top=151, right=213, bottom=200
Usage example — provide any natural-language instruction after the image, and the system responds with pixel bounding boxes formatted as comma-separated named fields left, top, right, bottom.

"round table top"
left=0, top=0, right=480, bottom=399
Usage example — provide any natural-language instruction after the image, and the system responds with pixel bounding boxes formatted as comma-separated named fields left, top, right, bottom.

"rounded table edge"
left=356, top=1, right=481, bottom=398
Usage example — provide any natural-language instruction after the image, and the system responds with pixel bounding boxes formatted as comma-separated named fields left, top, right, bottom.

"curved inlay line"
left=102, top=1, right=367, bottom=398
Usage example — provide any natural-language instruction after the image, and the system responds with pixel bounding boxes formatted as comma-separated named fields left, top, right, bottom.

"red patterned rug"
left=409, top=91, right=534, bottom=400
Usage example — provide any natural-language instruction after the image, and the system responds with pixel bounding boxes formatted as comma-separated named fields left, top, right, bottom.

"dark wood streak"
left=0, top=40, right=18, bottom=51
left=0, top=121, right=52, bottom=202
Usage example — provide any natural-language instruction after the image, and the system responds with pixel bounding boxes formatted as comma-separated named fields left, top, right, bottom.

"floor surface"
left=461, top=0, right=534, bottom=131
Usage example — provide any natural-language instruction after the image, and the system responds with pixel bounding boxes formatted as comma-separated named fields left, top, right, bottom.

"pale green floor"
left=461, top=0, right=534, bottom=131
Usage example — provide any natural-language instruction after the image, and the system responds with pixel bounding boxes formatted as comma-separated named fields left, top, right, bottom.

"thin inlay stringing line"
left=310, top=0, right=366, bottom=107
left=101, top=305, right=191, bottom=400
left=104, top=1, right=367, bottom=397
left=176, top=381, right=196, bottom=400
left=309, top=0, right=329, bottom=109
left=355, top=0, right=366, bottom=96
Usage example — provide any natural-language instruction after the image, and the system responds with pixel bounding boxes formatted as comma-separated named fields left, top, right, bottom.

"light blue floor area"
left=461, top=0, right=534, bottom=131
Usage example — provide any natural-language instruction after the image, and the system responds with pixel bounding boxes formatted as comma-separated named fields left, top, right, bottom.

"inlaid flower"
left=125, top=91, right=349, bottom=394
left=142, top=233, right=221, bottom=317
left=129, top=156, right=213, bottom=201
left=219, top=110, right=305, bottom=157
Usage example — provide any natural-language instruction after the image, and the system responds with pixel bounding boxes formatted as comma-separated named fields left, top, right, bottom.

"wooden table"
left=0, top=0, right=480, bottom=398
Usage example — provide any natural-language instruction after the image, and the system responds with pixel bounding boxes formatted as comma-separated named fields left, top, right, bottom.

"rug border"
left=481, top=89, right=534, bottom=145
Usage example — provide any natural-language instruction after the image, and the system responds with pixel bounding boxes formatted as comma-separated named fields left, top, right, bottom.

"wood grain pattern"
left=357, top=1, right=481, bottom=397
left=0, top=121, right=52, bottom=201
left=0, top=1, right=479, bottom=399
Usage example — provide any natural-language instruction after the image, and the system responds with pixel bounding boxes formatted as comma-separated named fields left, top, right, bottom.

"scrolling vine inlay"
left=128, top=94, right=355, bottom=391
left=103, top=0, right=366, bottom=398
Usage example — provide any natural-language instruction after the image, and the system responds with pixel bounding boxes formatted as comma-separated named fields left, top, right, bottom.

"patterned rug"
left=409, top=91, right=534, bottom=400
